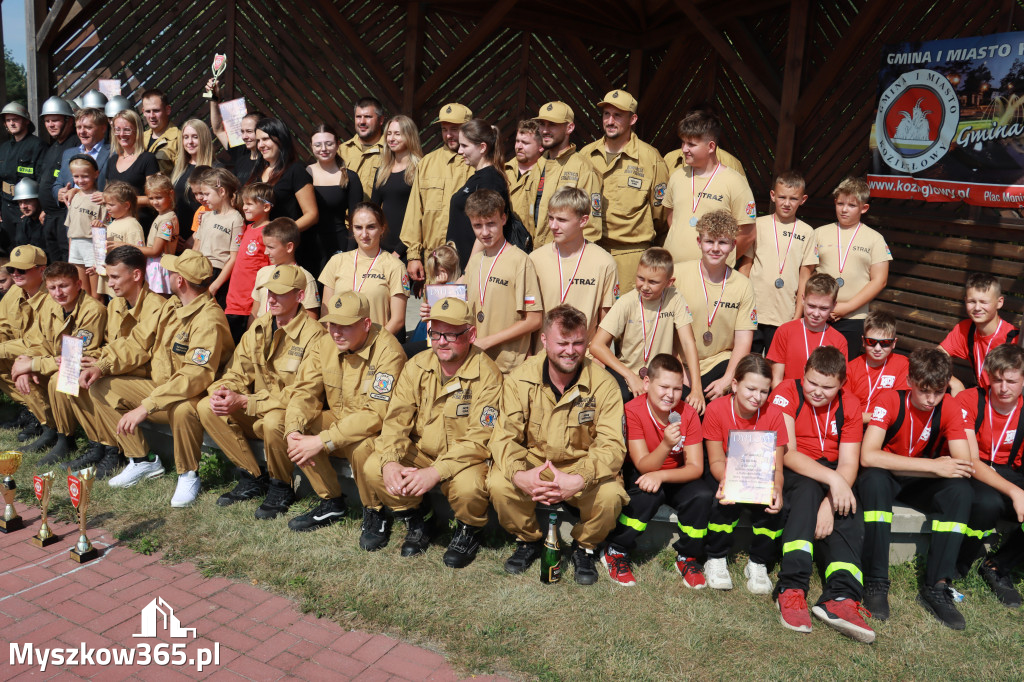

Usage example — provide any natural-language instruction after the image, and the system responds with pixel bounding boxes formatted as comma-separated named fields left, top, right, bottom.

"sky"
left=4, top=2, right=27, bottom=67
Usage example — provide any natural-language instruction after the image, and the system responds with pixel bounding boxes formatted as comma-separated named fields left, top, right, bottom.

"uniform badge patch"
left=871, top=406, right=888, bottom=421
left=627, top=176, right=642, bottom=190
left=172, top=342, right=188, bottom=355
left=480, top=406, right=498, bottom=427
left=745, top=201, right=757, bottom=219
left=880, top=375, right=895, bottom=388
left=456, top=403, right=470, bottom=417
left=273, top=268, right=281, bottom=279
left=190, top=348, right=212, bottom=365
left=233, top=234, right=242, bottom=246
left=772, top=395, right=789, bottom=408
left=613, top=282, right=620, bottom=299
left=654, top=183, right=666, bottom=204
left=246, top=240, right=259, bottom=256
left=402, top=274, right=411, bottom=294
left=372, top=372, right=394, bottom=393
left=334, top=298, right=343, bottom=308
left=73, top=329, right=94, bottom=346
left=750, top=308, right=757, bottom=324
left=591, top=193, right=602, bottom=216
left=441, top=300, right=450, bottom=310
left=578, top=410, right=595, bottom=424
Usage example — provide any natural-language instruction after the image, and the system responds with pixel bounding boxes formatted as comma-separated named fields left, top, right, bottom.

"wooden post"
left=25, top=0, right=49, bottom=125
left=628, top=49, right=642, bottom=96
left=225, top=0, right=235, bottom=98
left=402, top=0, right=421, bottom=116
left=516, top=33, right=530, bottom=117
left=773, top=0, right=808, bottom=174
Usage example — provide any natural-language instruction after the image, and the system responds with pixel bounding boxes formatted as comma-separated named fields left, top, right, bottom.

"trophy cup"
left=68, top=466, right=97, bottom=562
left=31, top=471, right=58, bottom=547
left=203, top=53, right=228, bottom=100
left=0, top=450, right=23, bottom=532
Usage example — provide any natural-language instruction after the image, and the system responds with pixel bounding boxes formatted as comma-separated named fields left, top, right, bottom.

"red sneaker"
left=674, top=556, right=707, bottom=589
left=601, top=548, right=637, bottom=586
left=776, top=588, right=812, bottom=633
left=812, top=599, right=876, bottom=644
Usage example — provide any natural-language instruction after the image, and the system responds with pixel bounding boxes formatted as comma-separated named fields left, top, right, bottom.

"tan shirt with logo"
left=663, top=165, right=756, bottom=265
left=813, top=222, right=891, bottom=319
left=674, top=259, right=757, bottom=375
left=598, top=287, right=693, bottom=372
left=530, top=241, right=619, bottom=342
left=744, top=215, right=818, bottom=327
left=319, top=249, right=410, bottom=328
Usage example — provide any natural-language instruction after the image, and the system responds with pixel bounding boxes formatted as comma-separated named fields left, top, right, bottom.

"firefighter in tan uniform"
left=401, top=104, right=473, bottom=285
left=504, top=120, right=543, bottom=239
left=489, top=304, right=627, bottom=585
left=283, top=290, right=406, bottom=538
left=534, top=101, right=603, bottom=247
left=82, top=250, right=234, bottom=508
left=337, top=97, right=385, bottom=202
left=0, top=245, right=49, bottom=436
left=581, top=90, right=669, bottom=294
left=362, top=298, right=501, bottom=569
left=197, top=264, right=326, bottom=522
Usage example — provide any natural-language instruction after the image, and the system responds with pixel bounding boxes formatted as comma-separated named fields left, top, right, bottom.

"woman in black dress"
left=447, top=118, right=509, bottom=269
left=107, top=109, right=160, bottom=226
left=307, top=122, right=361, bottom=271
left=370, top=114, right=422, bottom=262
left=170, top=119, right=215, bottom=245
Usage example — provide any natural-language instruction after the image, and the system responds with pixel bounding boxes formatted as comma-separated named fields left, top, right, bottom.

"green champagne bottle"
left=540, top=512, right=561, bottom=583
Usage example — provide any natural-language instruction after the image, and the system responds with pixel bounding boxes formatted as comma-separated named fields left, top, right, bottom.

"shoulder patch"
left=961, top=408, right=968, bottom=421
left=750, top=308, right=757, bottom=324
left=613, top=281, right=620, bottom=300
left=190, top=348, right=212, bottom=365
left=654, top=183, right=666, bottom=205
left=772, top=395, right=789, bottom=408
left=402, top=273, right=411, bottom=294
left=73, top=329, right=94, bottom=346
left=233, top=233, right=242, bottom=246
left=591, top=193, right=602, bottom=217
left=745, top=201, right=756, bottom=219
left=372, top=372, right=395, bottom=393
left=480, top=406, right=498, bottom=428
left=871, top=406, right=888, bottom=421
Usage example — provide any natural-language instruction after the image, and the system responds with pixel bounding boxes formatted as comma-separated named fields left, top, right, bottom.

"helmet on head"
left=40, top=96, right=75, bottom=118
left=104, top=96, right=132, bottom=118
left=81, top=90, right=108, bottom=109
left=1, top=102, right=30, bottom=120
left=12, top=179, right=39, bottom=201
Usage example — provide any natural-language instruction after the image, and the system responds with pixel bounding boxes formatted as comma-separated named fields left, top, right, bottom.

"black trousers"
left=705, top=472, right=784, bottom=564
left=606, top=466, right=713, bottom=558
left=856, top=467, right=972, bottom=585
left=775, top=466, right=864, bottom=603
left=752, top=323, right=778, bottom=357
left=700, top=359, right=730, bottom=394
left=831, top=318, right=864, bottom=360
left=963, top=464, right=1024, bottom=575
left=43, top=208, right=68, bottom=263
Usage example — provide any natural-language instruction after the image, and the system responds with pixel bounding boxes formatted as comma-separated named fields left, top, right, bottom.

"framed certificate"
left=426, top=284, right=467, bottom=306
left=721, top=429, right=777, bottom=505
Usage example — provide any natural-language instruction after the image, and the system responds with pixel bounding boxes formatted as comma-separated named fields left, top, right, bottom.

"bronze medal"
left=638, top=367, right=648, bottom=379
left=703, top=330, right=713, bottom=345
left=477, top=311, right=485, bottom=323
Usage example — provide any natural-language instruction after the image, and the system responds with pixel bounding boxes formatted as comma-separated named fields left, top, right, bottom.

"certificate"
left=57, top=335, right=84, bottom=397
left=426, top=284, right=467, bottom=306
left=218, top=98, right=248, bottom=148
left=91, top=227, right=107, bottom=276
left=721, top=429, right=777, bottom=505
left=98, top=79, right=122, bottom=98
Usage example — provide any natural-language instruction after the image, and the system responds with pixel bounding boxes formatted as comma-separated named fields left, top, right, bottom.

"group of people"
left=1, top=84, right=1023, bottom=649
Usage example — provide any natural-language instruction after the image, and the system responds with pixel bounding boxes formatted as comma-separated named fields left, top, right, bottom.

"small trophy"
left=203, top=53, right=227, bottom=100
left=31, top=471, right=58, bottom=547
left=0, top=450, right=23, bottom=532
left=68, top=466, right=97, bottom=563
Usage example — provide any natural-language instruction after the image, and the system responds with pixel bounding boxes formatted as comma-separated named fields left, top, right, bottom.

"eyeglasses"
left=427, top=328, right=471, bottom=343
left=5, top=267, right=28, bottom=275
left=863, top=337, right=896, bottom=348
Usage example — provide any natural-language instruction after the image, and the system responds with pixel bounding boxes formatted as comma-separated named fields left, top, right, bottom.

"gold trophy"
left=31, top=471, right=58, bottom=547
left=0, top=450, right=23, bottom=532
left=68, top=466, right=97, bottom=562
left=203, top=53, right=227, bottom=100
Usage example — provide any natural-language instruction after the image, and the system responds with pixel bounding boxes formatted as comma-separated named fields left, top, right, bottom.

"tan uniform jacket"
left=102, top=286, right=166, bottom=375
left=504, top=159, right=540, bottom=238
left=212, top=311, right=326, bottom=417
left=0, top=286, right=49, bottom=359
left=26, top=291, right=107, bottom=375
left=400, top=148, right=472, bottom=261
left=533, top=145, right=604, bottom=246
left=580, top=134, right=669, bottom=245
left=143, top=126, right=182, bottom=177
left=95, top=292, right=234, bottom=413
left=375, top=346, right=502, bottom=481
left=338, top=136, right=384, bottom=202
left=285, top=324, right=406, bottom=452
left=491, top=353, right=625, bottom=487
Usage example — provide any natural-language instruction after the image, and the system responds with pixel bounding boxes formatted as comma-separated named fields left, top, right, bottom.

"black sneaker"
left=397, top=506, right=433, bottom=557
left=95, top=446, right=124, bottom=479
left=571, top=544, right=599, bottom=585
left=254, top=480, right=296, bottom=520
left=979, top=560, right=1022, bottom=608
left=359, top=507, right=391, bottom=551
left=0, top=406, right=28, bottom=429
left=504, top=540, right=543, bottom=574
left=25, top=427, right=59, bottom=453
left=863, top=580, right=891, bottom=620
left=16, top=413, right=41, bottom=442
left=38, top=433, right=73, bottom=464
left=917, top=582, right=966, bottom=630
left=288, top=496, right=347, bottom=532
left=216, top=468, right=268, bottom=507
left=443, top=522, right=482, bottom=568
left=68, top=441, right=105, bottom=470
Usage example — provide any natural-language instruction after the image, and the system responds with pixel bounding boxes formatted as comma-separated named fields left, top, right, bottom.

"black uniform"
left=0, top=133, right=45, bottom=240
left=38, top=134, right=80, bottom=263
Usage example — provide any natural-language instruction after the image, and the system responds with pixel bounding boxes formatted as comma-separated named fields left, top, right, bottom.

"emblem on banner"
left=875, top=68, right=959, bottom=173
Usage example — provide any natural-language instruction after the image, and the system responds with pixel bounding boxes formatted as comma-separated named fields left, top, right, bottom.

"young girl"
left=142, top=174, right=179, bottom=295
left=95, top=181, right=145, bottom=298
left=319, top=202, right=409, bottom=338
left=224, top=183, right=274, bottom=342
left=185, top=165, right=213, bottom=251
left=701, top=354, right=787, bottom=594
left=406, top=242, right=462, bottom=354
left=194, top=168, right=243, bottom=308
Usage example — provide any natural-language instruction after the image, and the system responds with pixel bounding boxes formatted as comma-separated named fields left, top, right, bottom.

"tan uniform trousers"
left=488, top=459, right=627, bottom=550
left=50, top=380, right=114, bottom=443
left=364, top=448, right=489, bottom=527
left=0, top=359, right=52, bottom=425
left=296, top=411, right=379, bottom=506
left=598, top=241, right=649, bottom=295
left=92, top=376, right=203, bottom=473
left=195, top=398, right=284, bottom=478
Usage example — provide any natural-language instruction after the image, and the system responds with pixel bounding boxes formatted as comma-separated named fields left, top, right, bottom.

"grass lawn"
left=6, top=428, right=1024, bottom=681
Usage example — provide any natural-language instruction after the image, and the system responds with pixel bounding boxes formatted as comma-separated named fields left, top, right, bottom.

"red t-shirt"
left=845, top=353, right=909, bottom=414
left=766, top=319, right=848, bottom=381
left=957, top=387, right=1023, bottom=466
left=769, top=379, right=862, bottom=463
left=940, top=318, right=1018, bottom=389
left=868, top=389, right=966, bottom=458
left=225, top=223, right=270, bottom=315
left=703, top=394, right=789, bottom=454
left=624, top=395, right=702, bottom=470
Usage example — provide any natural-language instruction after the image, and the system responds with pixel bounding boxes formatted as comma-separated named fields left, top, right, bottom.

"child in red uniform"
left=600, top=354, right=711, bottom=587
left=845, top=310, right=908, bottom=424
left=767, top=272, right=847, bottom=386
left=703, top=354, right=786, bottom=593
left=770, top=346, right=873, bottom=643
left=857, top=348, right=974, bottom=630
left=223, top=182, right=273, bottom=342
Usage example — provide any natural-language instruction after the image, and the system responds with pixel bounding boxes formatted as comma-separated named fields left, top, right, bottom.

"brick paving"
left=1, top=508, right=510, bottom=681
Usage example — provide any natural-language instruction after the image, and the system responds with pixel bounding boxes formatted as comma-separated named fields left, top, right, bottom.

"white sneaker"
left=170, top=471, right=200, bottom=508
left=744, top=561, right=773, bottom=594
left=107, top=458, right=165, bottom=488
left=704, top=557, right=733, bottom=590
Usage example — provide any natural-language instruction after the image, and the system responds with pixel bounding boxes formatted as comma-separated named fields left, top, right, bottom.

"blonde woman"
left=371, top=115, right=422, bottom=261
left=107, top=108, right=160, bottom=223
left=170, top=119, right=215, bottom=243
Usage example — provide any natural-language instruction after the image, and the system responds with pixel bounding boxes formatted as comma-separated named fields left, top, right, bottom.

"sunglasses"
left=863, top=337, right=896, bottom=348
left=5, top=267, right=29, bottom=275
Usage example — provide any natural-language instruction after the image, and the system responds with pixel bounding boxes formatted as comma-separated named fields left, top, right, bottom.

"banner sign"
left=868, top=31, right=1024, bottom=208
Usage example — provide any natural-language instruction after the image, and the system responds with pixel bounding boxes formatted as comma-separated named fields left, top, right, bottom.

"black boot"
left=397, top=506, right=433, bottom=557
left=16, top=412, right=41, bottom=442
left=95, top=446, right=124, bottom=479
left=67, top=440, right=105, bottom=470
left=38, top=433, right=74, bottom=465
left=25, top=427, right=59, bottom=453
left=217, top=468, right=269, bottom=507
left=443, top=522, right=483, bottom=568
left=254, top=479, right=296, bottom=520
left=359, top=507, right=392, bottom=551
left=0, top=406, right=28, bottom=429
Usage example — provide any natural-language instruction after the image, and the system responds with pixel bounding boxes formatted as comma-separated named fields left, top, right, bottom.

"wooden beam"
left=628, top=48, right=643, bottom=96
left=225, top=0, right=235, bottom=97
left=402, top=0, right=421, bottom=115
left=637, top=38, right=687, bottom=122
left=516, top=32, right=531, bottom=117
left=671, top=0, right=780, bottom=118
left=773, top=0, right=808, bottom=174
left=25, top=0, right=49, bottom=123
left=413, top=0, right=518, bottom=110
left=564, top=36, right=615, bottom=94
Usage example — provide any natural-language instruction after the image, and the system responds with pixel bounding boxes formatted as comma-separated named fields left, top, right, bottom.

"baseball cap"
left=438, top=103, right=472, bottom=124
left=263, top=264, right=306, bottom=294
left=428, top=298, right=473, bottom=326
left=161, top=249, right=213, bottom=284
left=596, top=89, right=638, bottom=114
left=7, top=245, right=46, bottom=269
left=321, top=291, right=370, bottom=326
left=536, top=101, right=574, bottom=124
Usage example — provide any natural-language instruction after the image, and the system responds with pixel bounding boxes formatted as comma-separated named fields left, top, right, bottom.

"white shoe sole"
left=600, top=554, right=636, bottom=587
left=108, top=467, right=165, bottom=489
left=674, top=563, right=706, bottom=589
left=811, top=605, right=876, bottom=643
left=744, top=564, right=773, bottom=594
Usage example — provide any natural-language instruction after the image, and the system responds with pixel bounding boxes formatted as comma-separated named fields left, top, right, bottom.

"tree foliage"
left=5, top=48, right=26, bottom=104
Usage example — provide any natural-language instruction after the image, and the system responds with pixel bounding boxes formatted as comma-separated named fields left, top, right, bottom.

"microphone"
left=669, top=411, right=681, bottom=424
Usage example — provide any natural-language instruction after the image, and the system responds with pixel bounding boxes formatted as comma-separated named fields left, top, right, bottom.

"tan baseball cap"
left=7, top=245, right=46, bottom=269
left=428, top=297, right=473, bottom=326
left=161, top=249, right=213, bottom=284
left=438, top=103, right=472, bottom=124
left=536, top=101, right=574, bottom=124
left=263, top=264, right=306, bottom=294
left=321, top=291, right=370, bottom=326
left=596, top=89, right=638, bottom=114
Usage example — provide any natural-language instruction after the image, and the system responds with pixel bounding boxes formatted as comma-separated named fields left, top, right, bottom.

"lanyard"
left=836, top=222, right=861, bottom=275
left=691, top=163, right=721, bottom=215
left=773, top=215, right=796, bottom=276
left=802, top=321, right=826, bottom=362
left=699, top=262, right=729, bottom=331
left=866, top=357, right=889, bottom=406
left=556, top=242, right=586, bottom=303
left=812, top=399, right=836, bottom=454
left=640, top=293, right=665, bottom=363
left=353, top=248, right=381, bottom=292
left=729, top=399, right=760, bottom=430
left=906, top=394, right=937, bottom=457
left=975, top=320, right=1004, bottom=381
left=986, top=397, right=1018, bottom=463
left=647, top=401, right=683, bottom=452
left=478, top=241, right=506, bottom=308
